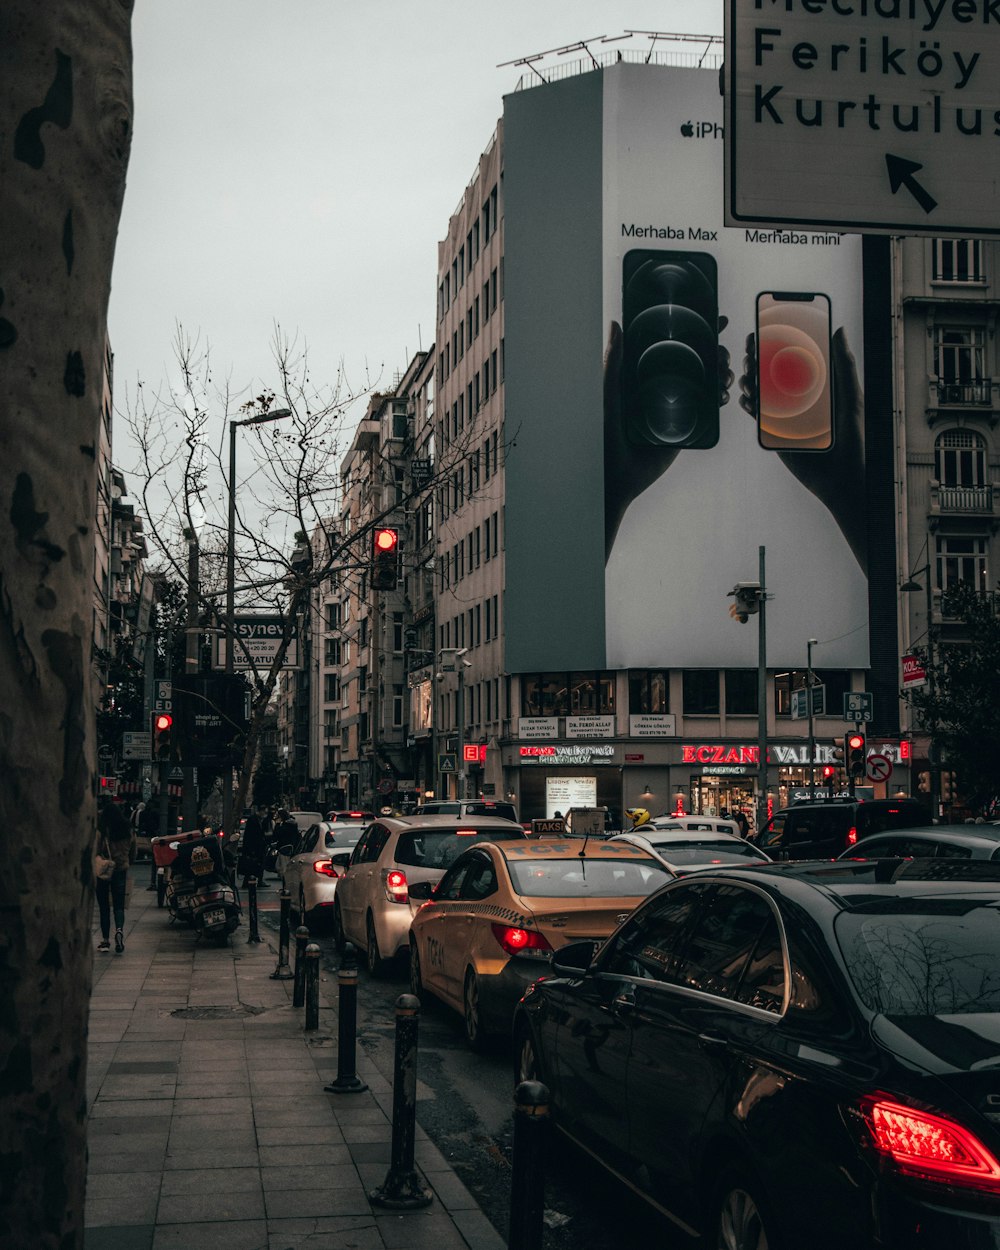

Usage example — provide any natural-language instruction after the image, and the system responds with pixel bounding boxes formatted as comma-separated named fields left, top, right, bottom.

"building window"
left=520, top=672, right=614, bottom=716
left=628, top=670, right=669, bottom=714
left=935, top=327, right=987, bottom=404
left=325, top=603, right=341, bottom=631
left=937, top=535, right=989, bottom=591
left=324, top=673, right=340, bottom=703
left=392, top=684, right=404, bottom=728
left=935, top=429, right=987, bottom=487
left=724, top=670, right=758, bottom=716
left=392, top=612, right=403, bottom=652
left=933, top=238, right=983, bottom=282
left=324, top=637, right=341, bottom=666
left=682, top=670, right=720, bottom=716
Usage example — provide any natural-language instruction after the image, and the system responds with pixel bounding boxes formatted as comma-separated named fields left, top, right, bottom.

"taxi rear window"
left=395, top=829, right=524, bottom=869
left=507, top=858, right=669, bottom=898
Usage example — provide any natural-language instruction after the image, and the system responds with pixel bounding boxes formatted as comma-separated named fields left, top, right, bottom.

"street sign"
left=791, top=685, right=826, bottom=720
left=438, top=753, right=456, bottom=774
left=216, top=616, right=299, bottom=671
left=725, top=1, right=1000, bottom=236
left=122, top=731, right=152, bottom=761
left=844, top=692, right=874, bottom=723
left=866, top=752, right=893, bottom=783
left=154, top=680, right=172, bottom=712
left=532, top=818, right=567, bottom=836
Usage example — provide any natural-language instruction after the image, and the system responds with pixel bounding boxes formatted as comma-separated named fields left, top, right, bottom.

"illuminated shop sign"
left=519, top=744, right=615, bottom=766
left=520, top=746, right=556, bottom=757
left=681, top=743, right=908, bottom=766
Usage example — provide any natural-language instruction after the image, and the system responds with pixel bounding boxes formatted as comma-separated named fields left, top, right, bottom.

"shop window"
left=629, top=670, right=669, bottom=714
left=724, top=670, right=757, bottom=715
left=682, top=670, right=720, bottom=716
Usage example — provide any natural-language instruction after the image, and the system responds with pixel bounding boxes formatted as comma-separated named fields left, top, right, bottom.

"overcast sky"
left=108, top=1, right=722, bottom=445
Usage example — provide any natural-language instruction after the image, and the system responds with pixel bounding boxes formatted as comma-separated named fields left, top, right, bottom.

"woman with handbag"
left=95, top=796, right=135, bottom=953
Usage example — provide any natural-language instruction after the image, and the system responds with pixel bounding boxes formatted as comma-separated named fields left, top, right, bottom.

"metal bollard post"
left=269, top=887, right=294, bottom=979
left=293, top=924, right=310, bottom=1007
left=508, top=1081, right=550, bottom=1250
left=304, top=943, right=320, bottom=1031
left=325, top=943, right=368, bottom=1094
left=246, top=877, right=262, bottom=944
left=370, top=994, right=432, bottom=1209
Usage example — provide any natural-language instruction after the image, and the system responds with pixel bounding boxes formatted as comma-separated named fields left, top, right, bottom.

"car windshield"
left=837, top=897, right=1000, bottom=1016
left=395, top=829, right=523, bottom=869
left=652, top=841, right=766, bottom=865
left=507, top=857, right=670, bottom=898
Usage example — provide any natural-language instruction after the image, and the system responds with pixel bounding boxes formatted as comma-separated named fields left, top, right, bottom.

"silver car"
left=609, top=830, right=772, bottom=876
left=284, top=820, right=368, bottom=932
left=332, top=814, right=527, bottom=975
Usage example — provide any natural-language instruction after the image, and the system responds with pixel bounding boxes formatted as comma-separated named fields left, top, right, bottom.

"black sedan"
left=839, top=823, right=1000, bottom=862
left=513, top=859, right=1000, bottom=1249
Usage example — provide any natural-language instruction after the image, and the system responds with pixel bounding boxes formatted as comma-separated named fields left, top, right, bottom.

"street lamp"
left=901, top=563, right=937, bottom=816
left=224, top=407, right=293, bottom=838
left=806, top=638, right=818, bottom=799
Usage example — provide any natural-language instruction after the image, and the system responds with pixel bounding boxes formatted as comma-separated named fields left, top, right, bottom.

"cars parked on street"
left=284, top=820, right=368, bottom=931
left=332, top=814, right=526, bottom=975
left=408, top=837, right=671, bottom=1049
left=751, top=796, right=930, bottom=858
left=838, top=823, right=1000, bottom=862
left=609, top=829, right=771, bottom=875
left=513, top=858, right=1000, bottom=1249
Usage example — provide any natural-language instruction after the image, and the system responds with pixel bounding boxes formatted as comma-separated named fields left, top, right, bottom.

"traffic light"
left=152, top=711, right=173, bottom=761
left=846, top=731, right=866, bottom=779
left=621, top=250, right=719, bottom=450
left=727, top=582, right=761, bottom=624
left=371, top=527, right=399, bottom=590
left=916, top=771, right=930, bottom=794
left=941, top=771, right=956, bottom=802
left=822, top=763, right=835, bottom=796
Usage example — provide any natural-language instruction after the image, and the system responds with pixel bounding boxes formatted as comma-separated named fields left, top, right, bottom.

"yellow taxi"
left=407, top=837, right=671, bottom=1049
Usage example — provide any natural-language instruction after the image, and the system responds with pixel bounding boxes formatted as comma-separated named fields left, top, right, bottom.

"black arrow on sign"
left=885, top=154, right=937, bottom=214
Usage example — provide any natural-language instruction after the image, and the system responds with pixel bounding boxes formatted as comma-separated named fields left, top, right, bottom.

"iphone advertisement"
left=503, top=62, right=870, bottom=673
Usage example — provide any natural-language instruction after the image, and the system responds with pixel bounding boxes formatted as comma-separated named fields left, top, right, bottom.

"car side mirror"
left=408, top=880, right=436, bottom=901
left=329, top=852, right=352, bottom=869
left=550, top=940, right=597, bottom=976
left=277, top=843, right=295, bottom=857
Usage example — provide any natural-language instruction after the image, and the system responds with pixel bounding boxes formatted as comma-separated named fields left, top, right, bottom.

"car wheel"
left=366, top=913, right=388, bottom=976
left=463, top=967, right=489, bottom=1052
left=409, top=939, right=426, bottom=1002
left=332, top=901, right=346, bottom=954
left=713, top=1169, right=780, bottom=1250
left=514, top=1024, right=541, bottom=1086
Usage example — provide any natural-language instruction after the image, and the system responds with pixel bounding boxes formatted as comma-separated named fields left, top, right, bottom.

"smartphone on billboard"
left=756, top=292, right=833, bottom=451
left=621, top=249, right=719, bottom=450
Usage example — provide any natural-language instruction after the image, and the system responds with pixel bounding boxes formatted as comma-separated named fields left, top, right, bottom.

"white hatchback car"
left=284, top=820, right=368, bottom=932
left=332, top=814, right=527, bottom=975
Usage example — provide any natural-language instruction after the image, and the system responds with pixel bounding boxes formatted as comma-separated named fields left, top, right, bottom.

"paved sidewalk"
left=85, top=869, right=506, bottom=1250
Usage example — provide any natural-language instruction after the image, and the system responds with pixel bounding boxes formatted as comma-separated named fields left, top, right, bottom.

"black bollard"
left=370, top=994, right=432, bottom=1209
left=304, top=943, right=320, bottom=1031
left=269, top=887, right=294, bottom=979
left=246, top=877, right=262, bottom=944
left=293, top=924, right=310, bottom=1008
left=325, top=942, right=368, bottom=1094
left=508, top=1081, right=550, bottom=1250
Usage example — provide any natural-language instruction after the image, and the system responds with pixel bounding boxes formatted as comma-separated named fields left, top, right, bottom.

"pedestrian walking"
left=95, top=796, right=135, bottom=953
left=733, top=809, right=751, bottom=839
left=239, top=805, right=268, bottom=889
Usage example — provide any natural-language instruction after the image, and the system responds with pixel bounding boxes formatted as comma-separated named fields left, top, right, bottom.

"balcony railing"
left=935, top=379, right=993, bottom=406
left=930, top=481, right=995, bottom=514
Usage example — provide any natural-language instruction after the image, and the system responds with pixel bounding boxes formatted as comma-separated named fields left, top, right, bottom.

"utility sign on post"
left=725, top=0, right=1000, bottom=235
left=844, top=692, right=874, bottom=723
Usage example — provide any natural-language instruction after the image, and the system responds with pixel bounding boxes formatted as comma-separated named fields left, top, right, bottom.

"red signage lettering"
left=681, top=744, right=765, bottom=764
left=520, top=746, right=556, bottom=757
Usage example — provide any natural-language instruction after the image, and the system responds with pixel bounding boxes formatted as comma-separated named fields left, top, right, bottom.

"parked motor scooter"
left=154, top=830, right=241, bottom=944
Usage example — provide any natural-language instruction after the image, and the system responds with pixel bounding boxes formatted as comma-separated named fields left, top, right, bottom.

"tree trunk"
left=0, top=5, right=132, bottom=1246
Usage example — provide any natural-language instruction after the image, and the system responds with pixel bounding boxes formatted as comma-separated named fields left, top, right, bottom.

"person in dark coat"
left=96, top=797, right=135, bottom=953
left=239, top=806, right=268, bottom=888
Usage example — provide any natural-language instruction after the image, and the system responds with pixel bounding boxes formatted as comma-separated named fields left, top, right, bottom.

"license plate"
left=202, top=908, right=226, bottom=927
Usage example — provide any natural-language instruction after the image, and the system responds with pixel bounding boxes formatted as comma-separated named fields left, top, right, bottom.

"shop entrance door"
left=692, top=775, right=755, bottom=821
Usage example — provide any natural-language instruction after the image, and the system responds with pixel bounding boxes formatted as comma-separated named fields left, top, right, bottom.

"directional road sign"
left=866, top=752, right=893, bottom=783
left=725, top=1, right=1000, bottom=235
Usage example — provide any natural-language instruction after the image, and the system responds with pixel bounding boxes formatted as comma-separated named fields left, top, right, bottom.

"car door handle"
left=611, top=990, right=636, bottom=1015
left=698, top=1030, right=728, bottom=1049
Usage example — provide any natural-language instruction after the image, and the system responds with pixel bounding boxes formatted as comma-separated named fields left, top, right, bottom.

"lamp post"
left=901, top=564, right=937, bottom=817
left=224, top=408, right=292, bottom=839
left=806, top=638, right=818, bottom=799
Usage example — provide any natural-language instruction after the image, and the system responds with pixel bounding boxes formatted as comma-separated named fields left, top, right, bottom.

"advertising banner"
left=504, top=63, right=870, bottom=673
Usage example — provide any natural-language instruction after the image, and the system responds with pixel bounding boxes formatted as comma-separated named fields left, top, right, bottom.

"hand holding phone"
left=757, top=292, right=833, bottom=451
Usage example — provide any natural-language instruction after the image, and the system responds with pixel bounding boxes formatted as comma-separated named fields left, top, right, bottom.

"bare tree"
left=0, top=5, right=133, bottom=1246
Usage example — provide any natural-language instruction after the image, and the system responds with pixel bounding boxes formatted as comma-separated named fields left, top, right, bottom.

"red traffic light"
left=822, top=765, right=835, bottom=778
left=374, top=527, right=398, bottom=553
left=154, top=713, right=173, bottom=732
left=846, top=733, right=864, bottom=751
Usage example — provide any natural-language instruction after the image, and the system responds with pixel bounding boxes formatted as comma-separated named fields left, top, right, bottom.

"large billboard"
left=503, top=63, right=870, bottom=673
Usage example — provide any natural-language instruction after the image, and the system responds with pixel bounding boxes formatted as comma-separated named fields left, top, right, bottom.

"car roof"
left=372, top=814, right=525, bottom=831
left=493, top=838, right=658, bottom=862
left=663, top=859, right=1000, bottom=911
left=850, top=825, right=1000, bottom=851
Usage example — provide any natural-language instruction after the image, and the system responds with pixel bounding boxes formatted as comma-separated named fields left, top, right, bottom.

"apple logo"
left=680, top=121, right=694, bottom=137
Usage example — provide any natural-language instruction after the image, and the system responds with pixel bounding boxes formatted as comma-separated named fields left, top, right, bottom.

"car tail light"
left=384, top=868, right=409, bottom=903
left=348, top=811, right=365, bottom=818
left=457, top=829, right=479, bottom=836
left=313, top=859, right=340, bottom=879
left=491, top=923, right=554, bottom=959
left=860, top=1097, right=1000, bottom=1192
left=847, top=826, right=858, bottom=845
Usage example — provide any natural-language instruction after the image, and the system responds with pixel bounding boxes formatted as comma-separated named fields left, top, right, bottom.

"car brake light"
left=847, top=826, right=858, bottom=845
left=313, top=859, right=340, bottom=879
left=384, top=869, right=408, bottom=903
left=860, top=1097, right=1000, bottom=1192
left=457, top=829, right=479, bottom=836
left=491, top=923, right=554, bottom=958
left=349, top=811, right=364, bottom=817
